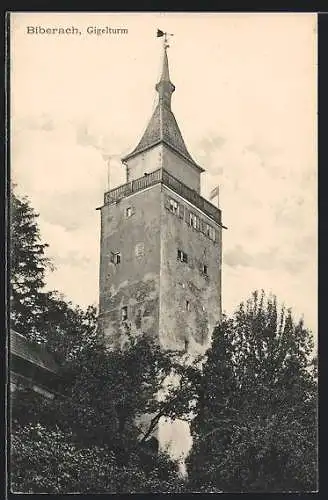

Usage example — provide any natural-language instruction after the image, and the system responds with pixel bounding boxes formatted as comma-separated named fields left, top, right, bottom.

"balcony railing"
left=104, top=168, right=221, bottom=224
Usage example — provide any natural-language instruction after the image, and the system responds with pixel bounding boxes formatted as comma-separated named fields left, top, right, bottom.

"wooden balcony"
left=104, top=168, right=222, bottom=225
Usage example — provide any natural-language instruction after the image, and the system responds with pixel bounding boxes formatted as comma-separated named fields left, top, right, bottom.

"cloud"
left=224, top=245, right=278, bottom=270
left=14, top=114, right=56, bottom=133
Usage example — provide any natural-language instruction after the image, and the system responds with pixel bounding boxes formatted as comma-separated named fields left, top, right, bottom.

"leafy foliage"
left=11, top=420, right=187, bottom=494
left=187, top=291, right=318, bottom=492
left=37, top=292, right=98, bottom=364
left=10, top=335, right=191, bottom=493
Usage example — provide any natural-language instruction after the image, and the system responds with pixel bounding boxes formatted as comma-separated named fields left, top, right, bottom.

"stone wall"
left=125, top=144, right=201, bottom=193
left=159, top=185, right=222, bottom=352
left=99, top=184, right=162, bottom=347
left=125, top=145, right=162, bottom=183
left=99, top=182, right=222, bottom=351
left=161, top=145, right=201, bottom=193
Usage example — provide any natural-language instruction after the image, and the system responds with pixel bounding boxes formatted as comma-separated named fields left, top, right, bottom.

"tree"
left=36, top=292, right=99, bottom=364
left=187, top=290, right=318, bottom=492
left=10, top=334, right=192, bottom=493
left=11, top=419, right=187, bottom=494
left=10, top=188, right=194, bottom=492
left=10, top=187, right=53, bottom=340
left=10, top=186, right=98, bottom=361
left=9, top=188, right=193, bottom=492
left=50, top=332, right=197, bottom=457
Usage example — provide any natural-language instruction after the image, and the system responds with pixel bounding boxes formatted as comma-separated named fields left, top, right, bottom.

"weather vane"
left=156, top=29, right=174, bottom=49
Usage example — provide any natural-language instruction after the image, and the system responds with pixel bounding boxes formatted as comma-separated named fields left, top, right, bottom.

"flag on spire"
left=157, top=29, right=164, bottom=38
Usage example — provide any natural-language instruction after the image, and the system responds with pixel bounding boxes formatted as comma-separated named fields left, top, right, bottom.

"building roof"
left=122, top=44, right=203, bottom=172
left=10, top=329, right=60, bottom=374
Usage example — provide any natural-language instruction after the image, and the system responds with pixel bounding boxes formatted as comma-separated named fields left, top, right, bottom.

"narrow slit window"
left=126, top=207, right=132, bottom=218
left=186, top=300, right=190, bottom=311
left=203, top=264, right=208, bottom=275
left=121, top=306, right=128, bottom=321
left=177, top=249, right=188, bottom=263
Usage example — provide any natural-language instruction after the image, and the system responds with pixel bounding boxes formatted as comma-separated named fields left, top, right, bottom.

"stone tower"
left=98, top=38, right=223, bottom=353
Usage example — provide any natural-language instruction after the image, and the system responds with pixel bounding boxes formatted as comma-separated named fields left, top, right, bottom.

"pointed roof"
left=122, top=45, right=203, bottom=172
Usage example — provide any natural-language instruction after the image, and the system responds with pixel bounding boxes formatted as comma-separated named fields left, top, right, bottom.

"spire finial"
left=156, top=29, right=173, bottom=49
left=156, top=30, right=175, bottom=108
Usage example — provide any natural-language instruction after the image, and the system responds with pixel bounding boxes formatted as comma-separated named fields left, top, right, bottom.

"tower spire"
left=122, top=31, right=203, bottom=172
left=155, top=32, right=175, bottom=109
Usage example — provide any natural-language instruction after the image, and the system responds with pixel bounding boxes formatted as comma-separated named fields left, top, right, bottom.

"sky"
left=11, top=12, right=317, bottom=333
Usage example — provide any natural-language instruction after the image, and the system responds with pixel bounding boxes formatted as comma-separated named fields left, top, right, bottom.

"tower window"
left=121, top=306, right=128, bottom=321
left=186, top=300, right=191, bottom=311
left=126, top=207, right=133, bottom=218
left=189, top=212, right=200, bottom=230
left=169, top=198, right=179, bottom=214
left=177, top=249, right=188, bottom=263
left=206, top=224, right=216, bottom=241
left=203, top=264, right=208, bottom=275
left=110, top=252, right=121, bottom=264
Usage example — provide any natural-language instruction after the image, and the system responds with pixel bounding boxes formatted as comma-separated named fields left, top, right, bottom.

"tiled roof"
left=123, top=103, right=202, bottom=171
left=10, top=329, right=59, bottom=374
